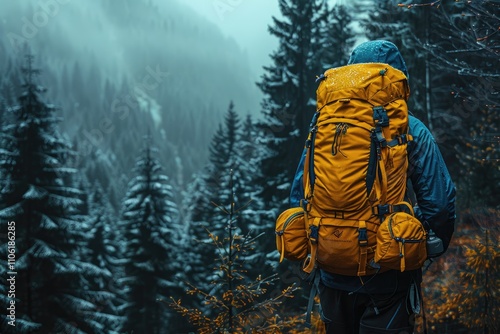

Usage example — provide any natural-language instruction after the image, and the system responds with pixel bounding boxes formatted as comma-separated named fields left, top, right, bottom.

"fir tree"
left=359, top=0, right=433, bottom=121
left=238, top=114, right=264, bottom=236
left=183, top=102, right=245, bottom=304
left=209, top=102, right=253, bottom=234
left=255, top=0, right=358, bottom=212
left=398, top=0, right=499, bottom=208
left=254, top=0, right=357, bottom=264
left=256, top=0, right=330, bottom=218
left=171, top=170, right=302, bottom=333
left=0, top=55, right=116, bottom=333
left=86, top=183, right=125, bottom=332
left=181, top=103, right=279, bottom=326
left=119, top=138, right=181, bottom=333
left=250, top=3, right=359, bottom=318
left=316, top=3, right=356, bottom=70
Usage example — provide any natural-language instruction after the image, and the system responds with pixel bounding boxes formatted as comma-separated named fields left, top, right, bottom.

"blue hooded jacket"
left=289, top=40, right=456, bottom=292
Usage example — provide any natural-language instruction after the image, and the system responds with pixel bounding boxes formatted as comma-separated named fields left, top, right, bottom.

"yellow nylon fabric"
left=375, top=212, right=428, bottom=272
left=275, top=207, right=309, bottom=263
left=304, top=63, right=412, bottom=276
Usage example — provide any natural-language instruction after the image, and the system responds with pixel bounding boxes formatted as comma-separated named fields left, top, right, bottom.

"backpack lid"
left=316, top=63, right=410, bottom=111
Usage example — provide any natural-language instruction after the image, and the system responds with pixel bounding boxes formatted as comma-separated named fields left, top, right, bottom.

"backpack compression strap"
left=372, top=106, right=390, bottom=205
left=302, top=112, right=319, bottom=274
left=303, top=111, right=319, bottom=208
left=370, top=106, right=414, bottom=219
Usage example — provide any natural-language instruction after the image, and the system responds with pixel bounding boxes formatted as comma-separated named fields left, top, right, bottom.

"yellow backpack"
left=276, top=63, right=427, bottom=276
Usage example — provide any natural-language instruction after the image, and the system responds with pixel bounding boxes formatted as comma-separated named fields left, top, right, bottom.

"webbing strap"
left=376, top=151, right=388, bottom=204
left=409, top=282, right=421, bottom=314
left=358, top=220, right=368, bottom=276
left=303, top=218, right=320, bottom=274
left=279, top=237, right=285, bottom=263
left=374, top=127, right=387, bottom=148
left=371, top=106, right=390, bottom=205
left=303, top=136, right=312, bottom=199
left=305, top=269, right=321, bottom=328
left=388, top=134, right=413, bottom=147
left=399, top=241, right=406, bottom=272
left=308, top=127, right=317, bottom=193
left=366, top=137, right=378, bottom=198
left=373, top=202, right=415, bottom=218
left=303, top=113, right=318, bottom=201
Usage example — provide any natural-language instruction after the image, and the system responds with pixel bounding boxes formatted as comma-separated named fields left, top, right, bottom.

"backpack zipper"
left=332, top=123, right=348, bottom=157
left=388, top=214, right=424, bottom=244
left=276, top=211, right=304, bottom=236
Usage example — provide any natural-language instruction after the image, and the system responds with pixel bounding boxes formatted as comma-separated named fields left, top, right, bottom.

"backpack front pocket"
left=316, top=218, right=378, bottom=276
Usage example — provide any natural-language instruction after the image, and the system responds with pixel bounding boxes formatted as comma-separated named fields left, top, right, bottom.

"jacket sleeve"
left=289, top=147, right=307, bottom=207
left=407, top=116, right=456, bottom=253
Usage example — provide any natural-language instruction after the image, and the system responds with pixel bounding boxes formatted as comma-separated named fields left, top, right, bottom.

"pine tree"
left=255, top=0, right=320, bottom=279
left=254, top=0, right=358, bottom=266
left=171, top=170, right=302, bottom=333
left=180, top=103, right=281, bottom=330
left=119, top=139, right=181, bottom=333
left=238, top=114, right=264, bottom=236
left=256, top=0, right=329, bottom=217
left=256, top=0, right=358, bottom=211
left=86, top=183, right=125, bottom=332
left=249, top=3, right=359, bottom=318
left=179, top=171, right=213, bottom=332
left=317, top=3, right=356, bottom=70
left=208, top=102, right=242, bottom=227
left=434, top=0, right=498, bottom=209
left=400, top=0, right=499, bottom=209
left=183, top=102, right=246, bottom=305
left=0, top=55, right=116, bottom=333
left=359, top=0, right=434, bottom=122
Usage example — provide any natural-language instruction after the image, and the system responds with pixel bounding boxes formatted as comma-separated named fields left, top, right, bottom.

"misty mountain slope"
left=0, top=0, right=261, bottom=201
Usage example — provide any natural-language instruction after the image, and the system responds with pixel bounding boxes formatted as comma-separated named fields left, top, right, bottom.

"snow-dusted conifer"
left=86, top=183, right=125, bottom=332
left=171, top=170, right=302, bottom=333
left=119, top=138, right=181, bottom=333
left=0, top=55, right=117, bottom=333
left=255, top=0, right=356, bottom=260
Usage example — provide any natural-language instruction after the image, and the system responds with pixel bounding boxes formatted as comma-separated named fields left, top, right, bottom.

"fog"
left=1, top=0, right=262, bottom=110
left=0, top=0, right=346, bottom=187
left=183, top=0, right=282, bottom=80
left=1, top=0, right=278, bottom=179
left=183, top=0, right=344, bottom=80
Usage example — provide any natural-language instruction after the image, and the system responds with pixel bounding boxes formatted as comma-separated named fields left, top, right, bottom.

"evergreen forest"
left=0, top=0, right=498, bottom=333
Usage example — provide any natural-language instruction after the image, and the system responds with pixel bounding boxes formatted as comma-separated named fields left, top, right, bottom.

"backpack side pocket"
left=275, top=207, right=309, bottom=262
left=374, top=211, right=427, bottom=271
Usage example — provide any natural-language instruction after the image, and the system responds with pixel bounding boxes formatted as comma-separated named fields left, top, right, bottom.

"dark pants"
left=318, top=283, right=416, bottom=334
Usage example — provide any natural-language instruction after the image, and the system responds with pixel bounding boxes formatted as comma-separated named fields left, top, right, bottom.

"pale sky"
left=182, top=0, right=282, bottom=80
left=182, top=0, right=345, bottom=81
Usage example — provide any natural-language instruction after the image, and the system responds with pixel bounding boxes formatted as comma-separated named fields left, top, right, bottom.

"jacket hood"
left=347, top=40, right=409, bottom=80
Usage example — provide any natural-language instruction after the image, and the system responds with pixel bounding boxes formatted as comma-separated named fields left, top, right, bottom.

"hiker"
left=288, top=40, right=456, bottom=333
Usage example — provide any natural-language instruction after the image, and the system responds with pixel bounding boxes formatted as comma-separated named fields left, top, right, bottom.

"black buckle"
left=372, top=127, right=387, bottom=148
left=373, top=106, right=389, bottom=127
left=373, top=204, right=391, bottom=216
left=309, top=225, right=319, bottom=243
left=358, top=228, right=368, bottom=246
